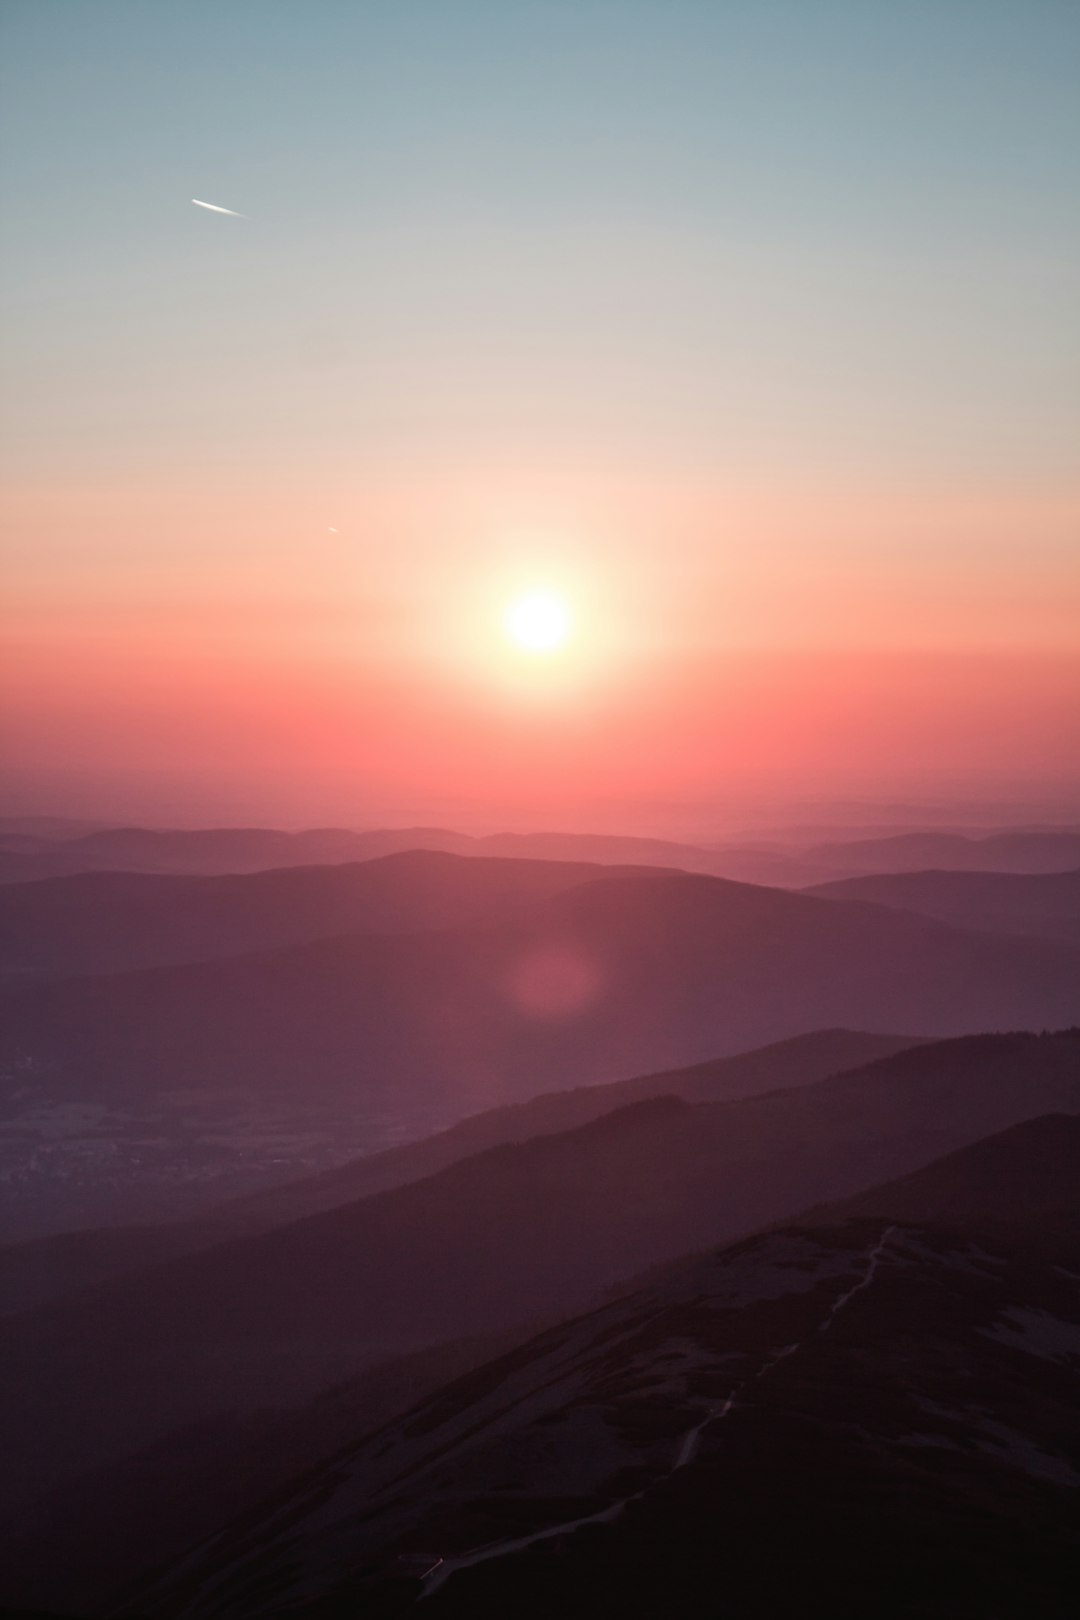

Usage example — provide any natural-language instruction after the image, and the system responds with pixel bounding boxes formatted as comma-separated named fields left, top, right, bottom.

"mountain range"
left=0, top=1027, right=920, bottom=1316
left=2, top=818, right=1078, bottom=888
left=1, top=1029, right=1077, bottom=1539
left=3, top=824, right=1080, bottom=1618
left=808, top=865, right=1080, bottom=943
left=126, top=1113, right=1080, bottom=1619
left=4, top=857, right=1079, bottom=1123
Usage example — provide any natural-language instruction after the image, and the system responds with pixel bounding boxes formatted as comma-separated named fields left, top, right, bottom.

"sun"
left=503, top=590, right=571, bottom=653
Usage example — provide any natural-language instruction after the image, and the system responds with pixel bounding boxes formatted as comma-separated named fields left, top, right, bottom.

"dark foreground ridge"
left=132, top=1195, right=1080, bottom=1617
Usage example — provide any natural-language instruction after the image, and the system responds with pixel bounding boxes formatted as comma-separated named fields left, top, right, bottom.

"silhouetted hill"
left=476, top=829, right=741, bottom=874
left=12, top=1095, right=1080, bottom=1615
left=0, top=1221, right=230, bottom=1320
left=0, top=820, right=819, bottom=888
left=1, top=1030, right=1077, bottom=1529
left=220, top=1026, right=923, bottom=1229
left=0, top=1029, right=921, bottom=1315
left=3, top=866, right=1078, bottom=1121
left=0, top=850, right=650, bottom=979
left=806, top=827, right=1080, bottom=876
left=0, top=814, right=105, bottom=841
left=808, top=1111, right=1080, bottom=1226
left=808, top=865, right=1080, bottom=943
left=0, top=823, right=733, bottom=886
left=0, top=849, right=93, bottom=885
left=0, top=826, right=469, bottom=885
left=0, top=1326, right=530, bottom=1617
left=130, top=1201, right=1080, bottom=1618
left=4, top=818, right=1077, bottom=889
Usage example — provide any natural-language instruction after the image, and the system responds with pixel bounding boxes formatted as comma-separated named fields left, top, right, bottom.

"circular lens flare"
left=503, top=591, right=571, bottom=653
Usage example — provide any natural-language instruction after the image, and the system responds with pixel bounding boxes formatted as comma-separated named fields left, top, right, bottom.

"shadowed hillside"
left=128, top=1136, right=1080, bottom=1619
left=808, top=865, right=1080, bottom=943
left=3, top=865, right=1078, bottom=1121
left=0, top=851, right=653, bottom=979
left=0, top=1027, right=921, bottom=1315
left=804, top=828, right=1080, bottom=876
left=1, top=1029, right=1077, bottom=1536
left=807, top=1110, right=1080, bottom=1226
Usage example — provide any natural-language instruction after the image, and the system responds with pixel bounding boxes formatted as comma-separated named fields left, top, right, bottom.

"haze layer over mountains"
left=1, top=813, right=1078, bottom=1617
left=2, top=825, right=1080, bottom=1237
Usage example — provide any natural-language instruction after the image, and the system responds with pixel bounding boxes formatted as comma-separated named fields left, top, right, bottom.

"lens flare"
left=506, top=944, right=603, bottom=1019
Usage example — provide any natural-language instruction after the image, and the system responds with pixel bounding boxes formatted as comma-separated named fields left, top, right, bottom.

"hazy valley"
left=1, top=815, right=1079, bottom=1617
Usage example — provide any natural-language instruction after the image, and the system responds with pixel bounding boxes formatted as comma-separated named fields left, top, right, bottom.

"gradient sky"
left=1, top=0, right=1078, bottom=830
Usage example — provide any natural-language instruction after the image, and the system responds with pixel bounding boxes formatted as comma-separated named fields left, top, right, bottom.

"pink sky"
left=4, top=463, right=1077, bottom=829
left=3, top=4, right=1077, bottom=831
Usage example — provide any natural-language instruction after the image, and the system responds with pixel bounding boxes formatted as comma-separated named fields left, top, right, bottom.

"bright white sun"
left=503, top=590, right=571, bottom=653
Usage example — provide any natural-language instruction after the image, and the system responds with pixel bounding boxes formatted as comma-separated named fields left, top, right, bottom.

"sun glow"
left=503, top=591, right=571, bottom=653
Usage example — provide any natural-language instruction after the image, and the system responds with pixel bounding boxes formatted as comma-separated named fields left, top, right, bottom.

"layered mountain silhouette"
left=812, top=1111, right=1080, bottom=1225
left=4, top=820, right=1080, bottom=1619
left=0, top=1028, right=920, bottom=1316
left=220, top=1026, right=923, bottom=1231
left=0, top=826, right=462, bottom=884
left=0, top=825, right=736, bottom=887
left=128, top=1114, right=1080, bottom=1619
left=3, top=819, right=1078, bottom=888
left=1, top=1030, right=1077, bottom=1538
left=0, top=851, right=651, bottom=979
left=804, top=826, right=1080, bottom=876
left=809, top=865, right=1080, bottom=943
left=3, top=859, right=1079, bottom=1123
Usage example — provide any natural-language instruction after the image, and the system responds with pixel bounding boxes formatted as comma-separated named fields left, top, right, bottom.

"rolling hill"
left=808, top=865, right=1080, bottom=943
left=129, top=1125, right=1080, bottom=1618
left=0, top=850, right=651, bottom=980
left=3, top=862, right=1079, bottom=1118
left=0, top=824, right=735, bottom=887
left=1, top=1029, right=1077, bottom=1533
left=805, top=827, right=1080, bottom=877
left=809, top=1111, right=1080, bottom=1226
left=0, top=1027, right=921, bottom=1316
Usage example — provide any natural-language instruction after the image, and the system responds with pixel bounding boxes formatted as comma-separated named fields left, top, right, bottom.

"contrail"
left=191, top=198, right=247, bottom=217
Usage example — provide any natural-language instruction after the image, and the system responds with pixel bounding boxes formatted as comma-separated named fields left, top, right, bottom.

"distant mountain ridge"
left=0, top=824, right=733, bottom=886
left=2, top=818, right=1078, bottom=887
left=808, top=865, right=1080, bottom=943
left=3, top=859, right=1077, bottom=1118
left=0, top=1029, right=923, bottom=1316
left=809, top=827, right=1080, bottom=874
left=220, top=1026, right=924, bottom=1231
left=0, top=850, right=658, bottom=979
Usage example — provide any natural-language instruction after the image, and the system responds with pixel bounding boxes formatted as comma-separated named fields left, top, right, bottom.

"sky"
left=1, top=0, right=1078, bottom=831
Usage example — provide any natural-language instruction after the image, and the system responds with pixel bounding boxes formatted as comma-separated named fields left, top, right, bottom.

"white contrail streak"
left=191, top=198, right=247, bottom=217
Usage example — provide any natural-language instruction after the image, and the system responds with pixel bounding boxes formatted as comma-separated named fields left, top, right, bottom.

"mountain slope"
left=805, top=827, right=1080, bottom=876
left=809, top=1111, right=1080, bottom=1226
left=220, top=1026, right=924, bottom=1230
left=134, top=1206, right=1080, bottom=1619
left=11, top=856, right=1074, bottom=1237
left=3, top=866, right=1078, bottom=1114
left=1, top=1030, right=1077, bottom=1524
left=808, top=865, right=1080, bottom=943
left=0, top=1027, right=921, bottom=1316
left=10, top=1095, right=1080, bottom=1613
left=0, top=826, right=467, bottom=884
left=0, top=850, right=647, bottom=979
left=0, top=823, right=734, bottom=887
left=4, top=820, right=1077, bottom=889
